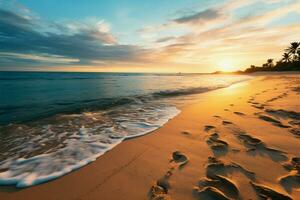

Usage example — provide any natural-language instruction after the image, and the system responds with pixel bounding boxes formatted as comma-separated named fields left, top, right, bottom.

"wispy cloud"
left=0, top=8, right=145, bottom=68
left=1, top=0, right=300, bottom=72
left=173, top=9, right=220, bottom=24
left=143, top=0, right=300, bottom=71
left=155, top=36, right=177, bottom=43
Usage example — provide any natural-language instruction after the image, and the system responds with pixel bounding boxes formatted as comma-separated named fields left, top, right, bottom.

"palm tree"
left=282, top=53, right=291, bottom=63
left=285, top=42, right=300, bottom=61
left=267, top=58, right=274, bottom=67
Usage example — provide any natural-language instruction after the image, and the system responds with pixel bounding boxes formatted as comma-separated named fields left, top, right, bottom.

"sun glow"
left=218, top=58, right=236, bottom=72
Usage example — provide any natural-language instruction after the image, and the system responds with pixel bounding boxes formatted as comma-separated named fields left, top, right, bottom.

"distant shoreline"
left=213, top=70, right=300, bottom=75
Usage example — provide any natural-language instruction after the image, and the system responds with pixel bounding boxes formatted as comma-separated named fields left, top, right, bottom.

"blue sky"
left=16, top=0, right=220, bottom=44
left=0, top=0, right=300, bottom=72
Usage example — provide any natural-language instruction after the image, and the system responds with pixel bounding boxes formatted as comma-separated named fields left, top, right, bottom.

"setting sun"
left=217, top=58, right=237, bottom=72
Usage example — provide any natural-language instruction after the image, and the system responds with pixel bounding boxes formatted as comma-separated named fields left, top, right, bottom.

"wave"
left=0, top=85, right=227, bottom=126
left=0, top=103, right=179, bottom=187
left=0, top=76, right=251, bottom=188
left=153, top=86, right=222, bottom=97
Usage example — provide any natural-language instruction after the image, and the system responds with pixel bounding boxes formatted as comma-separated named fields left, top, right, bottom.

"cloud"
left=136, top=0, right=253, bottom=39
left=155, top=36, right=176, bottom=43
left=0, top=52, right=80, bottom=65
left=140, top=0, right=300, bottom=71
left=0, top=8, right=144, bottom=68
left=0, top=7, right=32, bottom=28
left=173, top=9, right=220, bottom=24
left=1, top=0, right=300, bottom=72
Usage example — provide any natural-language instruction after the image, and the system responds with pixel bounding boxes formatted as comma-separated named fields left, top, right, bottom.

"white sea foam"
left=0, top=74, right=252, bottom=187
left=0, top=104, right=179, bottom=187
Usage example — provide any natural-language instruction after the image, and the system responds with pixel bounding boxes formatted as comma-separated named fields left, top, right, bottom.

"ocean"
left=0, top=71, right=251, bottom=187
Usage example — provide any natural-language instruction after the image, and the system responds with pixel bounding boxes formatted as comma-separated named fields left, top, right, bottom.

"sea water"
left=0, top=72, right=251, bottom=187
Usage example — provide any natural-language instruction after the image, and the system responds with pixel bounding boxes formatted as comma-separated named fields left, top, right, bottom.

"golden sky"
left=0, top=0, right=300, bottom=72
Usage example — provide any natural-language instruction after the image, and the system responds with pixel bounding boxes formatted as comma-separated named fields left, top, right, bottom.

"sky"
left=0, top=0, right=300, bottom=73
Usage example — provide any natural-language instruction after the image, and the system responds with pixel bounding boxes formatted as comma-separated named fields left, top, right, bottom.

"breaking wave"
left=0, top=73, right=251, bottom=187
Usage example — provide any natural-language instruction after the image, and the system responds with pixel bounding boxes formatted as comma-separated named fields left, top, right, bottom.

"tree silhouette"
left=286, top=42, right=300, bottom=61
left=282, top=53, right=291, bottom=63
left=243, top=42, right=300, bottom=73
left=267, top=59, right=274, bottom=67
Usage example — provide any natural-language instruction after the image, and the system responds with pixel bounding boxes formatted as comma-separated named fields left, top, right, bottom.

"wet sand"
left=1, top=74, right=300, bottom=200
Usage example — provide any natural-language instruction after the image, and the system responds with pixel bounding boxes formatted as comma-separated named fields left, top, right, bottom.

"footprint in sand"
left=237, top=130, right=287, bottom=162
left=247, top=96, right=266, bottom=110
left=171, top=151, right=189, bottom=168
left=195, top=156, right=293, bottom=199
left=221, top=122, right=288, bottom=162
left=193, top=156, right=255, bottom=200
left=206, top=157, right=255, bottom=181
left=149, top=181, right=171, bottom=200
left=252, top=104, right=265, bottom=110
left=267, top=97, right=278, bottom=102
left=149, top=151, right=189, bottom=200
left=250, top=181, right=292, bottom=200
left=213, top=115, right=221, bottom=119
left=256, top=113, right=291, bottom=128
left=280, top=157, right=300, bottom=193
left=197, top=175, right=239, bottom=199
left=247, top=97, right=257, bottom=103
left=222, top=121, right=233, bottom=125
left=265, top=109, right=300, bottom=120
left=266, top=93, right=288, bottom=103
left=264, top=108, right=300, bottom=138
left=181, top=131, right=191, bottom=135
left=206, top=132, right=228, bottom=157
left=149, top=169, right=173, bottom=200
left=233, top=111, right=245, bottom=116
left=204, top=125, right=216, bottom=132
left=193, top=186, right=233, bottom=200
left=204, top=125, right=230, bottom=157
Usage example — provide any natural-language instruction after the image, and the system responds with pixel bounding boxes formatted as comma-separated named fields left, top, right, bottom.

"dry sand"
left=1, top=74, right=300, bottom=200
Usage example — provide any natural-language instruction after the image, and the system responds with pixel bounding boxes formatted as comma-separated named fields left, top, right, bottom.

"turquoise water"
left=0, top=72, right=250, bottom=187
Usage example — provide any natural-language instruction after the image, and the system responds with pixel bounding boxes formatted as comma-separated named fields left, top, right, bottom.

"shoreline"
left=1, top=74, right=300, bottom=200
left=0, top=74, right=250, bottom=188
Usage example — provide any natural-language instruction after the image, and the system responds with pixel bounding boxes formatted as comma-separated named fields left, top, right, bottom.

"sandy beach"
left=1, top=74, right=300, bottom=200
